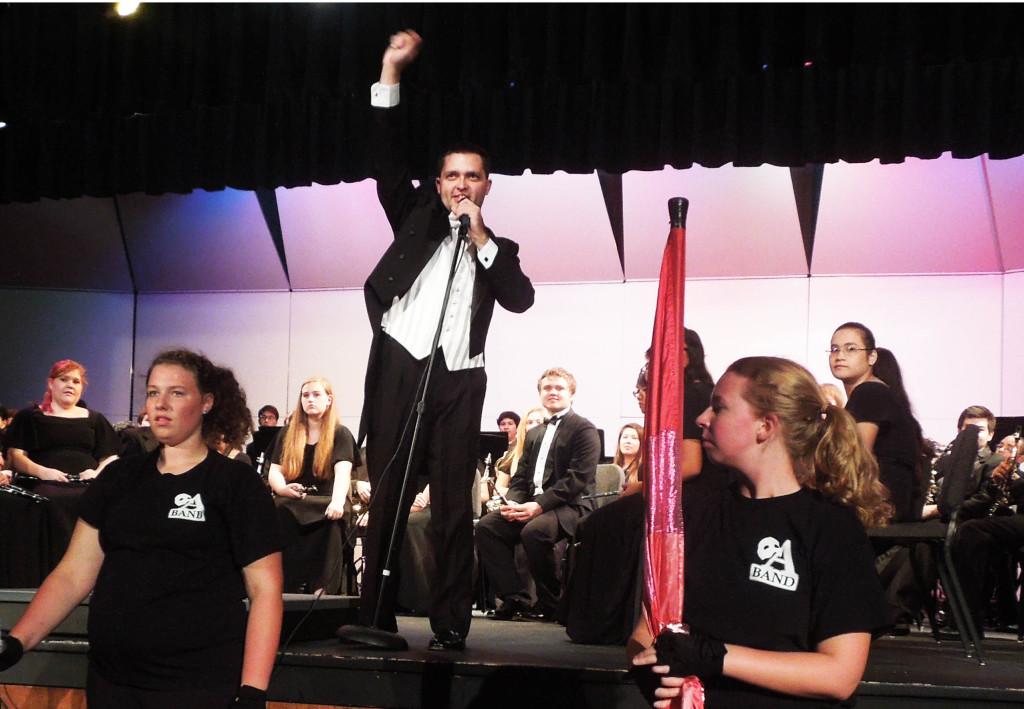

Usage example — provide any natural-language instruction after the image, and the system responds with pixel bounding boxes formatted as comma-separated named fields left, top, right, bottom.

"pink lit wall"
left=624, top=166, right=808, bottom=279
left=814, top=156, right=998, bottom=275
left=275, top=180, right=393, bottom=290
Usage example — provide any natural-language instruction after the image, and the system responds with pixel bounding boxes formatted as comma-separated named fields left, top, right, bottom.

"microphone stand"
left=337, top=217, right=471, bottom=651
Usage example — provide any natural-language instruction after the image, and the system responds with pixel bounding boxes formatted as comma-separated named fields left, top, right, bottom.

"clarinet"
left=923, top=440, right=953, bottom=506
left=0, top=484, right=50, bottom=504
left=987, top=427, right=1021, bottom=517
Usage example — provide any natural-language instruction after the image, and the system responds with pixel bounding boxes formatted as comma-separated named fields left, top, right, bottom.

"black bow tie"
left=544, top=415, right=563, bottom=426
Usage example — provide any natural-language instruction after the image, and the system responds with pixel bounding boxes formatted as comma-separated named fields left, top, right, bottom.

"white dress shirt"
left=532, top=411, right=568, bottom=494
left=371, top=81, right=499, bottom=371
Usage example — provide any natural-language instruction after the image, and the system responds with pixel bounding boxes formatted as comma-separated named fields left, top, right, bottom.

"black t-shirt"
left=844, top=381, right=919, bottom=522
left=682, top=471, right=886, bottom=708
left=268, top=424, right=359, bottom=497
left=78, top=449, right=282, bottom=690
left=6, top=407, right=120, bottom=475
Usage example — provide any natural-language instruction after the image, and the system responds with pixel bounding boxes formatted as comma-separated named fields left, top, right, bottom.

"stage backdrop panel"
left=813, top=155, right=998, bottom=276
left=286, top=290, right=373, bottom=436
left=807, top=274, right=1003, bottom=442
left=484, top=282, right=630, bottom=457
left=133, top=292, right=292, bottom=425
left=1003, top=271, right=1024, bottom=415
left=0, top=289, right=134, bottom=423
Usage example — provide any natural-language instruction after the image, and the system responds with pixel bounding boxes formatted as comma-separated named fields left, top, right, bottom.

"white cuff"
left=370, top=82, right=400, bottom=108
left=476, top=238, right=499, bottom=269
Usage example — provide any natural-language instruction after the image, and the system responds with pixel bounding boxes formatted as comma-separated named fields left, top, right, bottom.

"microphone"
left=458, top=214, right=470, bottom=240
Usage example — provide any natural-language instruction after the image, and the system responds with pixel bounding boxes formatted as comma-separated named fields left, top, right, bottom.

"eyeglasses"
left=828, top=345, right=870, bottom=356
left=633, top=388, right=648, bottom=399
left=258, top=414, right=276, bottom=422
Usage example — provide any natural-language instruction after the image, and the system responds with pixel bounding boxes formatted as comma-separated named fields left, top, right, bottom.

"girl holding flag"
left=630, top=356, right=889, bottom=708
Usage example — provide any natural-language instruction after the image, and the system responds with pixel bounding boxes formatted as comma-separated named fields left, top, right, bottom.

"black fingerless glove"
left=0, top=632, right=25, bottom=672
left=233, top=684, right=267, bottom=708
left=654, top=627, right=727, bottom=679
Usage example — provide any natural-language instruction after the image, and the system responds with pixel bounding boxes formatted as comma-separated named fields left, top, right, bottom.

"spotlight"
left=0, top=121, right=6, bottom=130
left=115, top=2, right=140, bottom=17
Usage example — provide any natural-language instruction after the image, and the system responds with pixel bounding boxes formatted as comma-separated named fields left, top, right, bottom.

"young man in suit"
left=357, top=30, right=535, bottom=651
left=475, top=367, right=600, bottom=621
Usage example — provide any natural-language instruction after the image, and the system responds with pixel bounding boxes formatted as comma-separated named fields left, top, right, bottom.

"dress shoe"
left=493, top=598, right=530, bottom=621
left=518, top=604, right=557, bottom=623
left=428, top=630, right=466, bottom=651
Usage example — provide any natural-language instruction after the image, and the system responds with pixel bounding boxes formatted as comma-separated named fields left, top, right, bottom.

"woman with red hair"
left=2, top=360, right=121, bottom=585
left=6, top=359, right=120, bottom=483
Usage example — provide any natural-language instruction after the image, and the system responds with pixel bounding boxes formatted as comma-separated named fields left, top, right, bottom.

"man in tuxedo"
left=475, top=367, right=600, bottom=621
left=358, top=30, right=534, bottom=651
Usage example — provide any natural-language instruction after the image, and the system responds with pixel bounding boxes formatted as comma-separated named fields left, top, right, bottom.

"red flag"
left=643, top=198, right=703, bottom=708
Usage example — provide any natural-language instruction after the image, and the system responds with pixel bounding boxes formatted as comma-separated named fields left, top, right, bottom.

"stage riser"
left=0, top=589, right=358, bottom=643
left=6, top=648, right=1022, bottom=709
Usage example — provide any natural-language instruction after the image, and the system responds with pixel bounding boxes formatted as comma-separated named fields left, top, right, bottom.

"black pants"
left=476, top=507, right=576, bottom=612
left=86, top=664, right=236, bottom=708
left=359, top=334, right=485, bottom=637
left=953, top=513, right=1024, bottom=633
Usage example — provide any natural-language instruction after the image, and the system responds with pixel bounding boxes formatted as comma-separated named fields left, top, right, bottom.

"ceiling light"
left=115, top=2, right=140, bottom=17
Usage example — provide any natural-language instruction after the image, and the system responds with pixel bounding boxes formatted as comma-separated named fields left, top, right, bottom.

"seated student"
left=493, top=406, right=546, bottom=495
left=497, top=410, right=520, bottom=452
left=476, top=367, right=600, bottom=621
left=630, top=357, right=889, bottom=708
left=564, top=329, right=713, bottom=645
left=923, top=406, right=1003, bottom=521
left=2, top=360, right=121, bottom=587
left=952, top=427, right=1024, bottom=637
left=268, top=378, right=359, bottom=595
left=246, top=404, right=281, bottom=473
left=614, top=423, right=644, bottom=495
left=0, top=404, right=16, bottom=466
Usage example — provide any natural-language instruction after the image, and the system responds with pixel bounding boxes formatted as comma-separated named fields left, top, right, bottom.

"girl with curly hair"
left=0, top=349, right=282, bottom=708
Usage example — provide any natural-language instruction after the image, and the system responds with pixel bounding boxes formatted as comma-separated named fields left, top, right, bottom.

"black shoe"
left=519, top=605, right=557, bottom=623
left=493, top=598, right=530, bottom=621
left=428, top=630, right=466, bottom=651
left=887, top=622, right=910, bottom=637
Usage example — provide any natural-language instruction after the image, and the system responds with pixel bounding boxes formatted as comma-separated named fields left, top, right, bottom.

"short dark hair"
left=436, top=142, right=491, bottom=177
left=958, top=405, right=995, bottom=434
left=496, top=410, right=520, bottom=427
left=258, top=404, right=280, bottom=420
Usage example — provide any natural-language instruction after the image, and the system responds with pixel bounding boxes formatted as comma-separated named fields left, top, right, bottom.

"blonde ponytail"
left=727, top=357, right=892, bottom=527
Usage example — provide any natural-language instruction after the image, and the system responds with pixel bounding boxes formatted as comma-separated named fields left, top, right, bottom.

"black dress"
left=0, top=407, right=120, bottom=586
left=844, top=381, right=919, bottom=522
left=563, top=380, right=712, bottom=644
left=269, top=425, right=360, bottom=593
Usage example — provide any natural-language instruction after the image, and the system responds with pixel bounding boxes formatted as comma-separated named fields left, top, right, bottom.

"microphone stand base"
left=335, top=624, right=409, bottom=651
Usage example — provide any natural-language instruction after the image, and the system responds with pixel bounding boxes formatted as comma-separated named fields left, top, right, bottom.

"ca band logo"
left=168, top=492, right=206, bottom=521
left=748, top=536, right=799, bottom=591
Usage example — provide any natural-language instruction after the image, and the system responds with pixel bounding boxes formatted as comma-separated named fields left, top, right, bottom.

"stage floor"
left=269, top=614, right=1024, bottom=708
left=7, top=610, right=1024, bottom=708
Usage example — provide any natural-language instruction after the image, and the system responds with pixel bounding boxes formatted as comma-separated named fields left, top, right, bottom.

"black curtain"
left=1, top=3, right=1022, bottom=204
